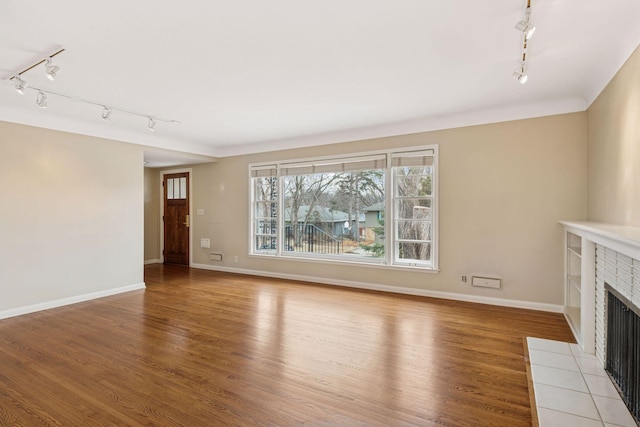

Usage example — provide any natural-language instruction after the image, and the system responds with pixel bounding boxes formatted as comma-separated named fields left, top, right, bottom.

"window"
left=251, top=166, right=278, bottom=251
left=166, top=176, right=187, bottom=200
left=249, top=146, right=437, bottom=270
left=392, top=152, right=434, bottom=266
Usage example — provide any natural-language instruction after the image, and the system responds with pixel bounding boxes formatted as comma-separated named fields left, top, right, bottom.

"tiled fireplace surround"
left=560, top=222, right=640, bottom=367
left=530, top=222, right=640, bottom=426
left=595, top=244, right=640, bottom=365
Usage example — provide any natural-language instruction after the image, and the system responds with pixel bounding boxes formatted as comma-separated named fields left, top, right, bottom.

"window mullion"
left=386, top=153, right=394, bottom=266
left=277, top=172, right=284, bottom=257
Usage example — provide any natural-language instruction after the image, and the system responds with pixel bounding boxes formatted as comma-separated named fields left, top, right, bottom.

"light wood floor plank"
left=0, top=264, right=574, bottom=426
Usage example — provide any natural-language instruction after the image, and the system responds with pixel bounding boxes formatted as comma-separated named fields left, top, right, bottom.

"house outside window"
left=249, top=146, right=438, bottom=270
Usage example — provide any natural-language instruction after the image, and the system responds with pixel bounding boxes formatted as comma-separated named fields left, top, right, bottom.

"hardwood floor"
left=0, top=265, right=574, bottom=426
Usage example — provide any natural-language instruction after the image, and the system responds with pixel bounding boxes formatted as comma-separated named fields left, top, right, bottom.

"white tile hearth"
left=584, top=375, right=623, bottom=399
left=527, top=337, right=637, bottom=427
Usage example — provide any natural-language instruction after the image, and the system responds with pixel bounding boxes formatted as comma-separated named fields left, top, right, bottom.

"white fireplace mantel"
left=560, top=220, right=640, bottom=358
left=560, top=221, right=640, bottom=261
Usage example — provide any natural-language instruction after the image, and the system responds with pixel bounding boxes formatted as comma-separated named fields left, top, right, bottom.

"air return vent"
left=471, top=276, right=501, bottom=289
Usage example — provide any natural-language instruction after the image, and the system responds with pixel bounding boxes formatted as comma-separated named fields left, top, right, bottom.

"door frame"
left=160, top=168, right=193, bottom=266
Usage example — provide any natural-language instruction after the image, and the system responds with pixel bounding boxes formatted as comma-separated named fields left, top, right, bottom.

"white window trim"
left=249, top=144, right=438, bottom=271
left=389, top=147, right=438, bottom=270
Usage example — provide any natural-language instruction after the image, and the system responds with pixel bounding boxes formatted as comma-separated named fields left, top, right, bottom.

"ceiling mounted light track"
left=17, top=86, right=179, bottom=129
left=5, top=48, right=65, bottom=90
left=3, top=47, right=179, bottom=132
left=512, top=0, right=535, bottom=84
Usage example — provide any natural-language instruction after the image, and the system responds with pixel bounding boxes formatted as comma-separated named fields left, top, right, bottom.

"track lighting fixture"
left=512, top=0, right=535, bottom=84
left=4, top=47, right=179, bottom=131
left=512, top=63, right=528, bottom=84
left=44, top=57, right=61, bottom=81
left=515, top=7, right=536, bottom=40
left=14, top=76, right=27, bottom=94
left=35, top=90, right=48, bottom=108
left=101, top=106, right=112, bottom=121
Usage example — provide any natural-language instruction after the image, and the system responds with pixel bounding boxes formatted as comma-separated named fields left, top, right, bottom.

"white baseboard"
left=191, top=263, right=563, bottom=313
left=0, top=282, right=146, bottom=320
left=144, top=259, right=162, bottom=265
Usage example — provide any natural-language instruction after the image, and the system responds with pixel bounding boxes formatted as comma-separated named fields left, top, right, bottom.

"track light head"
left=14, top=76, right=28, bottom=95
left=45, top=58, right=61, bottom=81
left=524, top=25, right=536, bottom=40
left=36, top=90, right=48, bottom=108
left=515, top=8, right=535, bottom=40
left=101, top=106, right=112, bottom=121
left=512, top=64, right=528, bottom=84
left=147, top=117, right=156, bottom=131
left=518, top=73, right=528, bottom=84
left=516, top=22, right=535, bottom=40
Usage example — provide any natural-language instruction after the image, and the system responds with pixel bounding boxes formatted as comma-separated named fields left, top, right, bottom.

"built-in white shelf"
left=568, top=246, right=582, bottom=257
left=564, top=230, right=585, bottom=348
left=560, top=221, right=640, bottom=355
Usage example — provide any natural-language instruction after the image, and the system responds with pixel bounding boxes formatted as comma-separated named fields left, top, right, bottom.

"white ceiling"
left=1, top=1, right=639, bottom=165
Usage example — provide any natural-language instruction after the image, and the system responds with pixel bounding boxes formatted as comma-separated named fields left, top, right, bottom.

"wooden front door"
left=163, top=172, right=189, bottom=265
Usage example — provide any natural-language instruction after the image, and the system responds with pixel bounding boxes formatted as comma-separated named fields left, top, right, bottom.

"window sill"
left=248, top=252, right=439, bottom=273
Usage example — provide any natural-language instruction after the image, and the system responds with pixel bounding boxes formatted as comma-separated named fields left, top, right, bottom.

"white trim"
left=249, top=144, right=437, bottom=170
left=390, top=145, right=438, bottom=270
left=248, top=252, right=440, bottom=273
left=144, top=258, right=162, bottom=265
left=559, top=221, right=640, bottom=261
left=160, top=168, right=193, bottom=266
left=0, top=283, right=146, bottom=320
left=215, top=97, right=586, bottom=157
left=191, top=263, right=562, bottom=313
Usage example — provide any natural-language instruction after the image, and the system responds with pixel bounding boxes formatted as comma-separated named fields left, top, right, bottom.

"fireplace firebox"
left=606, top=284, right=640, bottom=424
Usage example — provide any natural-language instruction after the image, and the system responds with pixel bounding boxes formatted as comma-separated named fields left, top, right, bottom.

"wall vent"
left=471, top=276, right=501, bottom=289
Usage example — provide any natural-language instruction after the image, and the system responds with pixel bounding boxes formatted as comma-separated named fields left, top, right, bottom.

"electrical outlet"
left=233, top=255, right=239, bottom=263
left=460, top=275, right=468, bottom=285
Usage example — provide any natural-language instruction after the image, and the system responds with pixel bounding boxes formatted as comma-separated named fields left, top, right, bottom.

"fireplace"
left=559, top=222, right=640, bottom=425
left=606, top=285, right=640, bottom=423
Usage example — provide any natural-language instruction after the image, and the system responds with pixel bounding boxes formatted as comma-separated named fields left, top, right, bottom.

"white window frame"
left=250, top=165, right=279, bottom=254
left=248, top=145, right=438, bottom=271
left=390, top=149, right=437, bottom=269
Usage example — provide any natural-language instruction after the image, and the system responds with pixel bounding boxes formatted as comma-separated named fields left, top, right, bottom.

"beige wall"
left=7, top=43, right=636, bottom=312
left=181, top=113, right=587, bottom=306
left=144, top=168, right=161, bottom=262
left=0, top=121, right=144, bottom=313
left=587, top=45, right=640, bottom=226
